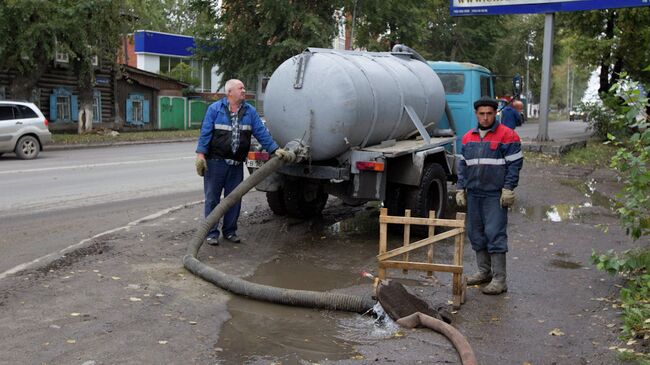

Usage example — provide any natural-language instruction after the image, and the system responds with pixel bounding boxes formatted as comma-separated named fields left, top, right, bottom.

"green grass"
left=51, top=129, right=200, bottom=145
left=523, top=139, right=615, bottom=168
left=561, top=139, right=615, bottom=167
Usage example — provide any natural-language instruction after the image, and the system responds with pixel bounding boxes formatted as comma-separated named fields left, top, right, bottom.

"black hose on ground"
left=183, top=155, right=375, bottom=313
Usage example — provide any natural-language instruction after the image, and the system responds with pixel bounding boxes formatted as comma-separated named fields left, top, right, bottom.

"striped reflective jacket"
left=457, top=121, right=523, bottom=195
left=195, top=98, right=279, bottom=162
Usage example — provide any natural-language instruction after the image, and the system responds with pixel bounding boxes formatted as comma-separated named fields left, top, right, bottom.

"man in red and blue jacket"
left=195, top=79, right=294, bottom=245
left=456, top=96, right=523, bottom=295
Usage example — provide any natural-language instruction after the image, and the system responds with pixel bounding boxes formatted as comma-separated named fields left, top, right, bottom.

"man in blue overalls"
left=456, top=96, right=524, bottom=295
left=195, top=79, right=294, bottom=245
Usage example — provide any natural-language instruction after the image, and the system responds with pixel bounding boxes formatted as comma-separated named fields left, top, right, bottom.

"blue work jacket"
left=196, top=98, right=279, bottom=162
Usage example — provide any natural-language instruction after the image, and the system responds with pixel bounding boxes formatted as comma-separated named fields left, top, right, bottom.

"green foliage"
left=350, top=0, right=430, bottom=51
left=193, top=0, right=338, bottom=87
left=0, top=0, right=62, bottom=73
left=607, top=74, right=650, bottom=240
left=580, top=102, right=619, bottom=140
left=590, top=248, right=650, bottom=362
left=559, top=7, right=650, bottom=94
left=161, top=62, right=200, bottom=87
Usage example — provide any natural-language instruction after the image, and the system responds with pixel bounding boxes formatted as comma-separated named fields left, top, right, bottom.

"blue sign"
left=95, top=77, right=110, bottom=85
left=134, top=30, right=195, bottom=57
left=450, top=0, right=650, bottom=16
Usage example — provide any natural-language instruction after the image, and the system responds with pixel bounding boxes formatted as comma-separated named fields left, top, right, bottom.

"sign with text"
left=450, top=0, right=650, bottom=16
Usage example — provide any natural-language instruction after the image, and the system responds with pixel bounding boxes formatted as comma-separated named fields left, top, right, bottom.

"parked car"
left=569, top=108, right=585, bottom=121
left=0, top=100, right=51, bottom=159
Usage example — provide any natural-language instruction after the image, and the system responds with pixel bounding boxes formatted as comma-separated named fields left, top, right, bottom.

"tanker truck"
left=246, top=47, right=495, bottom=219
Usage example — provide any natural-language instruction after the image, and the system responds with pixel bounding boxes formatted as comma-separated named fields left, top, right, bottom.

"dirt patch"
left=0, top=162, right=640, bottom=365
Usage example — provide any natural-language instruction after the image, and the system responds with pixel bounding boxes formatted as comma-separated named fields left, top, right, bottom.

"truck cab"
left=428, top=61, right=495, bottom=147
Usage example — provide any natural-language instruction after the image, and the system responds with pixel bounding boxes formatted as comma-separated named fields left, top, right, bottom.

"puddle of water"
left=518, top=204, right=581, bottom=222
left=216, top=256, right=383, bottom=364
left=560, top=178, right=615, bottom=211
left=516, top=178, right=615, bottom=222
left=549, top=259, right=583, bottom=269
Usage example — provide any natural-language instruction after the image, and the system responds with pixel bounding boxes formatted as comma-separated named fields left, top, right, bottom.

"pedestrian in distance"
left=500, top=98, right=522, bottom=130
left=455, top=96, right=523, bottom=295
left=195, top=79, right=295, bottom=245
left=512, top=99, right=525, bottom=125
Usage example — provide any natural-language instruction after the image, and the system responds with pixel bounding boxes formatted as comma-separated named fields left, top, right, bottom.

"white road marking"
left=0, top=200, right=203, bottom=280
left=0, top=156, right=195, bottom=175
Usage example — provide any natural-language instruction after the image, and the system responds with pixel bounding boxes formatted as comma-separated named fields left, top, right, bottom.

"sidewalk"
left=516, top=120, right=592, bottom=155
left=46, top=137, right=196, bottom=151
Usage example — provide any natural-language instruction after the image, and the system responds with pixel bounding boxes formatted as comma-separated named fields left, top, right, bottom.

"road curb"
left=46, top=138, right=196, bottom=151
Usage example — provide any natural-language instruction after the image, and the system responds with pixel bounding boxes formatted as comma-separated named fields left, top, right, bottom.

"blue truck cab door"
left=428, top=61, right=494, bottom=148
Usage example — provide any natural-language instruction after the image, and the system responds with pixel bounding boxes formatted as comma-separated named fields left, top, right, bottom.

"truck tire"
left=266, top=190, right=287, bottom=215
left=406, top=162, right=448, bottom=222
left=283, top=179, right=328, bottom=218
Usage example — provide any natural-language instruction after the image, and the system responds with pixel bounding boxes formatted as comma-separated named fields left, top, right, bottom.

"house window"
left=57, top=96, right=71, bottom=120
left=132, top=99, right=143, bottom=123
left=49, top=87, right=78, bottom=122
left=126, top=93, right=149, bottom=125
left=92, top=55, right=99, bottom=67
left=93, top=90, right=101, bottom=122
left=55, top=51, right=69, bottom=63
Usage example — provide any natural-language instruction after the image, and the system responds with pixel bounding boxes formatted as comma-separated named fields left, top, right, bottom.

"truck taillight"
left=356, top=161, right=385, bottom=172
left=247, top=151, right=270, bottom=161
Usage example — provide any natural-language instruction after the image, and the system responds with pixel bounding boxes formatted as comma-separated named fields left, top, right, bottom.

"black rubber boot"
left=466, top=250, right=492, bottom=286
left=482, top=253, right=507, bottom=295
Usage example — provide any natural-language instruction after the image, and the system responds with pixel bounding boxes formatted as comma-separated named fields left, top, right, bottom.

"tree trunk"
left=598, top=11, right=618, bottom=94
left=77, top=88, right=94, bottom=134
left=77, top=102, right=93, bottom=134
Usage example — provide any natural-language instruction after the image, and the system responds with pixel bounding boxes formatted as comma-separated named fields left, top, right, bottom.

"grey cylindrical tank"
left=263, top=48, right=446, bottom=161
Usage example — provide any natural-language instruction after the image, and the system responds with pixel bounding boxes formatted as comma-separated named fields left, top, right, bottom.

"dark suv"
left=0, top=101, right=52, bottom=159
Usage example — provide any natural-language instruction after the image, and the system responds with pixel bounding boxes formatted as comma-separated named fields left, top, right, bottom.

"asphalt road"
left=0, top=142, right=204, bottom=276
left=517, top=119, right=591, bottom=141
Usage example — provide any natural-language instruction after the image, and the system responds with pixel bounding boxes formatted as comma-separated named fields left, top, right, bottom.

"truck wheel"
left=406, top=162, right=448, bottom=222
left=283, top=179, right=328, bottom=218
left=266, top=190, right=287, bottom=215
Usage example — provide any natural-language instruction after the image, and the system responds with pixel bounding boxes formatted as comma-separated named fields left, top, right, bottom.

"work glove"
left=195, top=157, right=208, bottom=177
left=500, top=188, right=515, bottom=207
left=274, top=148, right=296, bottom=163
left=455, top=189, right=466, bottom=208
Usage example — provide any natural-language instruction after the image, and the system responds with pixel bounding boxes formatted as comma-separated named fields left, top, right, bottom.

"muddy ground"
left=0, top=161, right=643, bottom=365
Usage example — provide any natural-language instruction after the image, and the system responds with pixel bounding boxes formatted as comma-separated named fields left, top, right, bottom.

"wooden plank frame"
left=377, top=208, right=467, bottom=309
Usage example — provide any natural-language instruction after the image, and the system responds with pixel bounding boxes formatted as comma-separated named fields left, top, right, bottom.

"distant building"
left=119, top=30, right=223, bottom=95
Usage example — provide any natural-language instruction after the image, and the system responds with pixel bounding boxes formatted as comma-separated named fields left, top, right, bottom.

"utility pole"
left=525, top=35, right=531, bottom=115
left=566, top=58, right=571, bottom=115
left=536, top=13, right=554, bottom=142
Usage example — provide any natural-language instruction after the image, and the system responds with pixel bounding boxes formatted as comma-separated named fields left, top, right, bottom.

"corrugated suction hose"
left=183, top=154, right=375, bottom=313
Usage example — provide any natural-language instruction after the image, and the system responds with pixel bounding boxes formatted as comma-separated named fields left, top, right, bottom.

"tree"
left=58, top=0, right=126, bottom=133
left=559, top=7, right=650, bottom=95
left=192, top=0, right=339, bottom=88
left=349, top=0, right=430, bottom=52
left=0, top=0, right=63, bottom=100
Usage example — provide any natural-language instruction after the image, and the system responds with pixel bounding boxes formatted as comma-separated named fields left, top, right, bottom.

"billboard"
left=450, top=0, right=650, bottom=16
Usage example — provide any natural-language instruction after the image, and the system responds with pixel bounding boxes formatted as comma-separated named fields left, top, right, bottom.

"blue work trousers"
left=466, top=193, right=509, bottom=253
left=204, top=159, right=244, bottom=239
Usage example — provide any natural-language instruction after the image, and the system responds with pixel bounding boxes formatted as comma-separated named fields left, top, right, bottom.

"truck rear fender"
left=385, top=147, right=451, bottom=187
